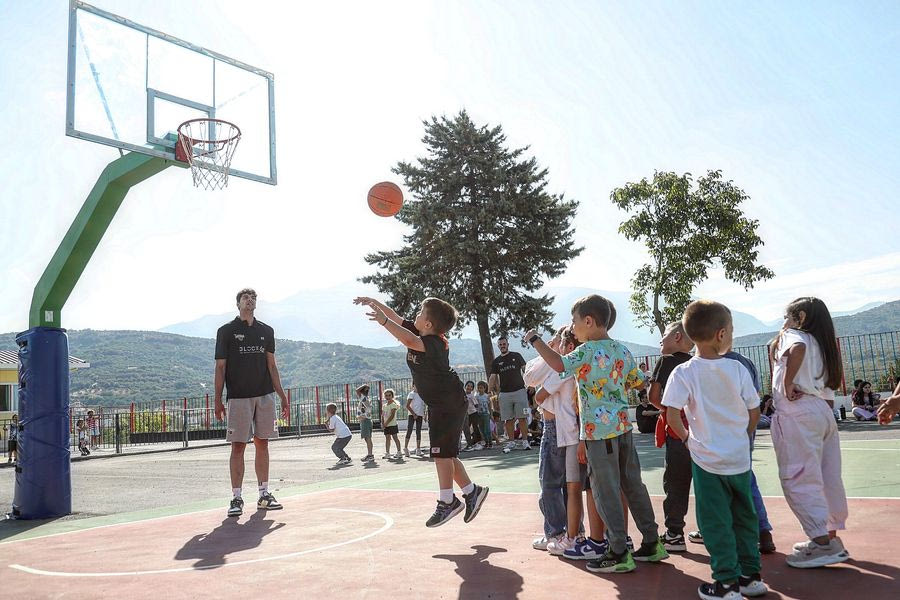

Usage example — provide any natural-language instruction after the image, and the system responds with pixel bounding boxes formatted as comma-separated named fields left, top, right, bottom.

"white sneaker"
left=404, top=449, right=410, bottom=457
left=503, top=441, right=516, bottom=451
left=547, top=536, right=578, bottom=556
left=786, top=539, right=849, bottom=568
left=533, top=534, right=562, bottom=551
left=520, top=440, right=531, bottom=450
left=473, top=442, right=484, bottom=451
left=394, top=452, right=403, bottom=459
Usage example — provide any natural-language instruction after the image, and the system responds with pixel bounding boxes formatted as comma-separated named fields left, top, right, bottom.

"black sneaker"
left=758, top=529, right=776, bottom=554
left=462, top=485, right=489, bottom=523
left=425, top=497, right=463, bottom=528
left=257, top=492, right=283, bottom=510
left=632, top=539, right=669, bottom=562
left=738, top=573, right=768, bottom=597
left=698, top=581, right=742, bottom=600
left=585, top=549, right=635, bottom=574
left=227, top=496, right=243, bottom=517
left=661, top=530, right=687, bottom=552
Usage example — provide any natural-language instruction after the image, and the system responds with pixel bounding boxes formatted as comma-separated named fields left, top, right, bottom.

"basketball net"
left=176, top=119, right=241, bottom=190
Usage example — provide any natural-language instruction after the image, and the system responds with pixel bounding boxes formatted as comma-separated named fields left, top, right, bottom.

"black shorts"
left=383, top=425, right=399, bottom=436
left=7, top=440, right=17, bottom=452
left=427, top=402, right=467, bottom=458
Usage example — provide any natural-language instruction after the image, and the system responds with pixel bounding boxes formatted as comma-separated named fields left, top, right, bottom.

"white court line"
left=0, top=470, right=435, bottom=547
left=8, top=508, right=393, bottom=578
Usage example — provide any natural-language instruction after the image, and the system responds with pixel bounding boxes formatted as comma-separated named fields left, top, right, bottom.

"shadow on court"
left=174, top=510, right=285, bottom=569
left=433, top=545, right=524, bottom=600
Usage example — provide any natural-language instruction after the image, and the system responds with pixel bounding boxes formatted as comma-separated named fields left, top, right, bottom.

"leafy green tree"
left=362, top=110, right=582, bottom=372
left=611, top=170, right=774, bottom=335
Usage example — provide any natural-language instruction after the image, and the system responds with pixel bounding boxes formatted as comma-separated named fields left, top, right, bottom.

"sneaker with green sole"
left=585, top=550, right=636, bottom=574
left=632, top=540, right=669, bottom=562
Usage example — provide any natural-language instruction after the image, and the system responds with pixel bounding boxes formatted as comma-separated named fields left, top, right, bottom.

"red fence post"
left=205, top=394, right=210, bottom=429
left=130, top=402, right=135, bottom=433
left=162, top=399, right=167, bottom=433
left=287, top=388, right=292, bottom=425
left=315, top=386, right=321, bottom=423
left=345, top=383, right=350, bottom=420
left=836, top=337, right=847, bottom=395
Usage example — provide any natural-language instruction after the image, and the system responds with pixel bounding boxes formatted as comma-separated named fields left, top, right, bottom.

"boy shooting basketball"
left=354, top=296, right=489, bottom=527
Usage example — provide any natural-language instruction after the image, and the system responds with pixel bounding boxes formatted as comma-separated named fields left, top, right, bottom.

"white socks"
left=258, top=483, right=268, bottom=498
left=233, top=488, right=242, bottom=498
left=439, top=489, right=454, bottom=504
left=461, top=482, right=475, bottom=496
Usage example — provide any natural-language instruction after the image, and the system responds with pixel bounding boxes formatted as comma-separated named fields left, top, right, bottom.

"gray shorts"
left=499, top=388, right=529, bottom=421
left=226, top=393, right=279, bottom=442
left=564, top=444, right=586, bottom=483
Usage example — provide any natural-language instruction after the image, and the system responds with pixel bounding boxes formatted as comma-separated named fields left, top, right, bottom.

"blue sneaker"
left=563, top=536, right=608, bottom=561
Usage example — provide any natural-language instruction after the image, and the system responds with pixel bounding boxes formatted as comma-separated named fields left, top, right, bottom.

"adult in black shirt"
left=489, top=336, right=530, bottom=450
left=214, top=288, right=288, bottom=518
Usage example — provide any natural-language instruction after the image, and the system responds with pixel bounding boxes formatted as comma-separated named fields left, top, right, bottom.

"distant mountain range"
left=2, top=288, right=894, bottom=407
left=161, top=282, right=824, bottom=348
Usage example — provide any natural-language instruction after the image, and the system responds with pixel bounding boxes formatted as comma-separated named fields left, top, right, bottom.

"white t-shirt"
left=661, top=357, right=759, bottom=476
left=541, top=373, right=579, bottom=447
left=772, top=328, right=835, bottom=407
left=327, top=414, right=352, bottom=438
left=357, top=397, right=371, bottom=420
left=524, top=356, right=554, bottom=389
left=407, top=391, right=425, bottom=417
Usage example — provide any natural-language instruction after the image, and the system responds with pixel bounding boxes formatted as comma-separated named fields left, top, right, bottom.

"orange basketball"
left=367, top=181, right=404, bottom=217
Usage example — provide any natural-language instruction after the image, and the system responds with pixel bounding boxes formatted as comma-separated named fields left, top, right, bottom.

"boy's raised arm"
left=353, top=297, right=403, bottom=324
left=358, top=300, right=425, bottom=352
left=524, top=329, right=564, bottom=372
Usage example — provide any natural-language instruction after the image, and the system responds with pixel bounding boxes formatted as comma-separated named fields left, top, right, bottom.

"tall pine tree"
left=362, top=111, right=581, bottom=372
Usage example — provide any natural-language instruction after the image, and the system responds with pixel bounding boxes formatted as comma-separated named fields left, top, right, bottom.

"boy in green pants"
left=663, top=300, right=766, bottom=600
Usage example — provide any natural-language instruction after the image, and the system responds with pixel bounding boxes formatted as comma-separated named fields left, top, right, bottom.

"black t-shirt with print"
left=651, top=351, right=693, bottom=390
left=491, top=352, right=526, bottom=392
left=401, top=320, right=465, bottom=407
left=215, top=317, right=276, bottom=399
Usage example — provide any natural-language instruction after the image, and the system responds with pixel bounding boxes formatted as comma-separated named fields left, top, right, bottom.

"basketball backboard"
left=66, top=1, right=276, bottom=185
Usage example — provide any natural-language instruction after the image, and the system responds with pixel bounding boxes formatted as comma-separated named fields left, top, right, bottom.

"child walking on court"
left=381, top=389, right=402, bottom=459
left=526, top=294, right=667, bottom=573
left=325, top=403, right=352, bottom=465
left=356, top=384, right=374, bottom=462
left=355, top=296, right=489, bottom=527
left=770, top=296, right=849, bottom=568
left=76, top=418, right=90, bottom=456
left=662, top=300, right=766, bottom=599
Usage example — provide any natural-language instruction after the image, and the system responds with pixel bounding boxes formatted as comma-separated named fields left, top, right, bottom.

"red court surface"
left=2, top=489, right=898, bottom=599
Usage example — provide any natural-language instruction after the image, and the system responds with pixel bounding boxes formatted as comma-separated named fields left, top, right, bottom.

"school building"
left=0, top=349, right=90, bottom=417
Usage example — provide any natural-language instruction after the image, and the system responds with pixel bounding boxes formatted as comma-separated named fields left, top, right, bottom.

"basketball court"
left=2, top=429, right=899, bottom=599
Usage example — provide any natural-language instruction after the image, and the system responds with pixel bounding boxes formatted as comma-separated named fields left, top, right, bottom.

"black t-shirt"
left=215, top=317, right=276, bottom=400
left=401, top=320, right=465, bottom=407
left=635, top=404, right=659, bottom=433
left=491, top=352, right=526, bottom=392
left=651, top=351, right=693, bottom=390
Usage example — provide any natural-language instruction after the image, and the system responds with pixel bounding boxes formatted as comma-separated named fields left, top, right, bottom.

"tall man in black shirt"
left=215, top=288, right=289, bottom=518
left=489, top=336, right=531, bottom=451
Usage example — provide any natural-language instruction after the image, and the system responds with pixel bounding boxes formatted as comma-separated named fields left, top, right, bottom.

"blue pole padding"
left=11, top=327, right=72, bottom=519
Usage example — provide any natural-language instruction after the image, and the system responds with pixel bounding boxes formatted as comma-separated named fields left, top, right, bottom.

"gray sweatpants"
left=585, top=431, right=659, bottom=554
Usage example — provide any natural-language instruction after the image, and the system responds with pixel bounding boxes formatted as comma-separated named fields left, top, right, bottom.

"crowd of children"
left=342, top=291, right=864, bottom=598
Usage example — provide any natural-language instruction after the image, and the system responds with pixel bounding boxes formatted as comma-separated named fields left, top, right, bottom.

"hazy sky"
left=1, top=1, right=898, bottom=334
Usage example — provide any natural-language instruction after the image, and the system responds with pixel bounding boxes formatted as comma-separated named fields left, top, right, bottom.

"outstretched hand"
left=366, top=304, right=388, bottom=325
left=353, top=296, right=377, bottom=308
left=877, top=395, right=900, bottom=425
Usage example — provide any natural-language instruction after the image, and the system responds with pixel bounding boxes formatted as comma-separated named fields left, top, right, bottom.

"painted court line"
left=8, top=508, right=393, bottom=577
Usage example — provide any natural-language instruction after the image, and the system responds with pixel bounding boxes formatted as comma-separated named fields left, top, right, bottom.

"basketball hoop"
left=176, top=119, right=241, bottom=190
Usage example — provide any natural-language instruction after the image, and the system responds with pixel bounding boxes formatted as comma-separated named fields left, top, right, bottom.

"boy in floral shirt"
left=525, top=294, right=667, bottom=574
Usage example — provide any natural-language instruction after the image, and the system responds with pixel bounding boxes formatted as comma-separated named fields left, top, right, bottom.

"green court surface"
left=2, top=423, right=898, bottom=545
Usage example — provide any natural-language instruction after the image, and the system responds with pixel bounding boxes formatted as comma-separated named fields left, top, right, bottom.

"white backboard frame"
left=65, top=0, right=277, bottom=185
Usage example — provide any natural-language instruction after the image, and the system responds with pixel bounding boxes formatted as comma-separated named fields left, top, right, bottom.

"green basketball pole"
left=30, top=151, right=183, bottom=328
left=12, top=150, right=182, bottom=519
